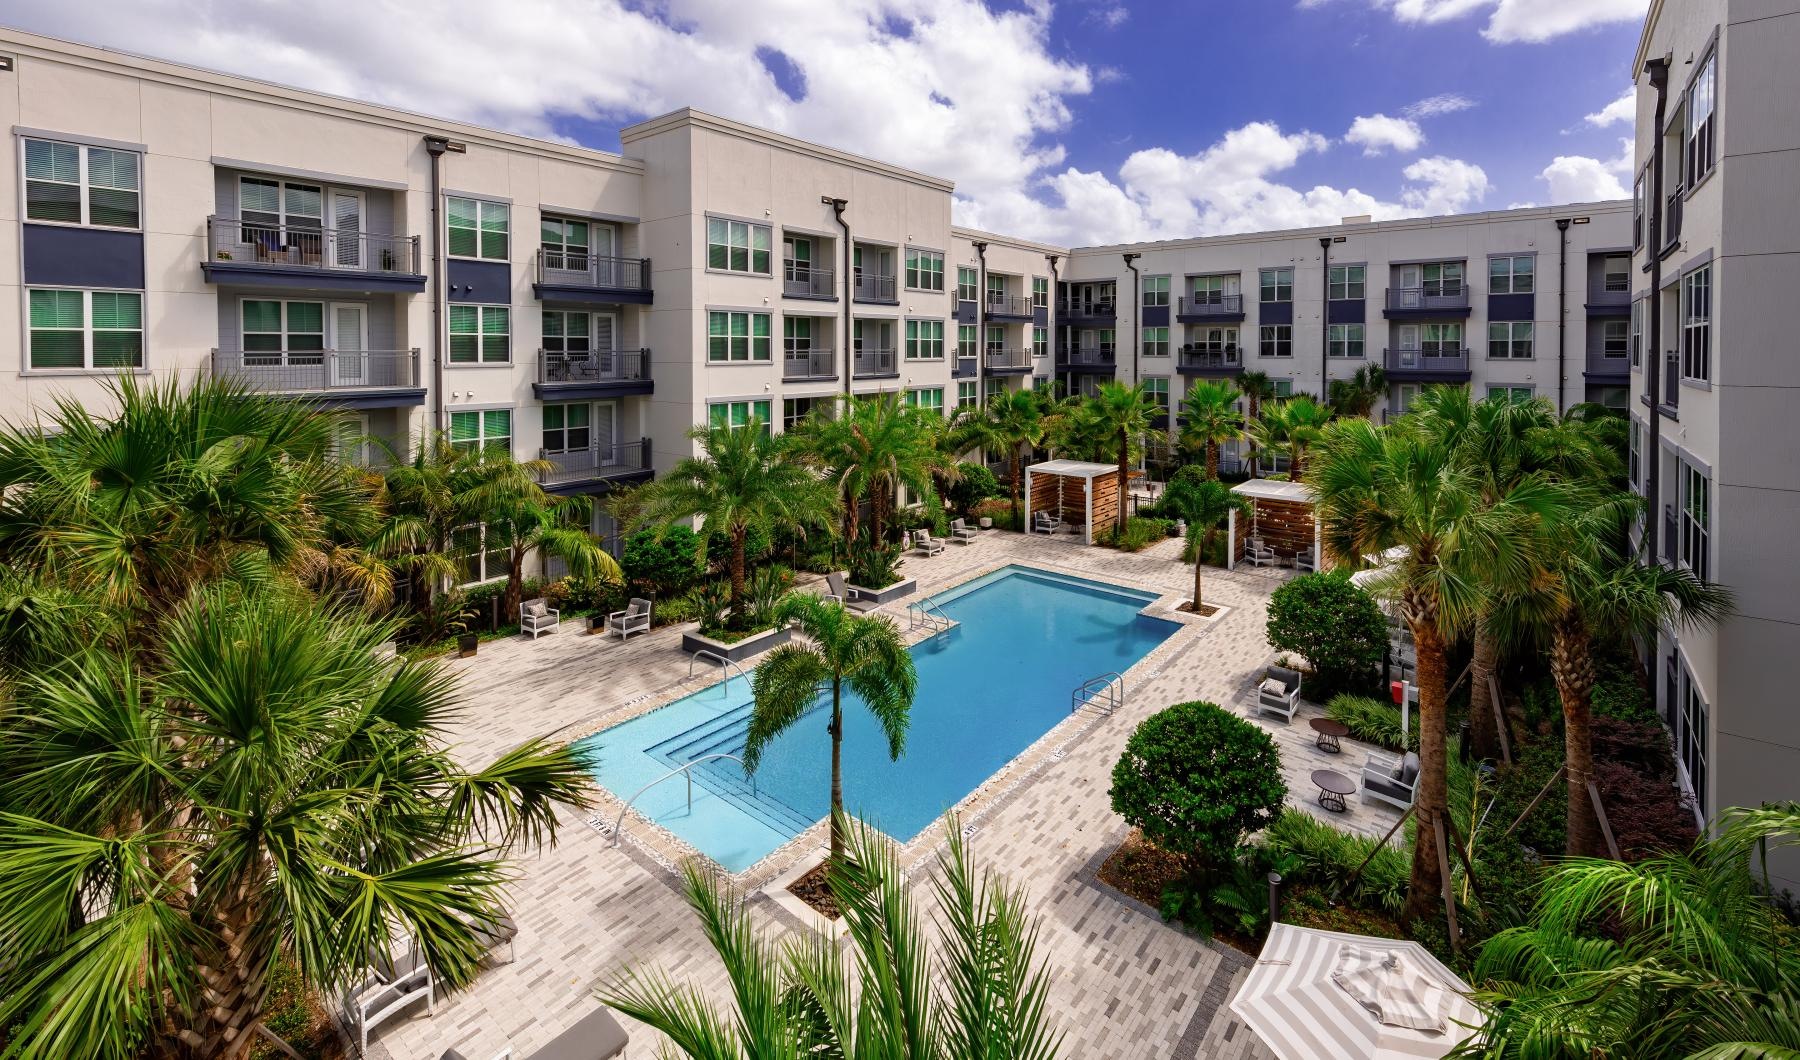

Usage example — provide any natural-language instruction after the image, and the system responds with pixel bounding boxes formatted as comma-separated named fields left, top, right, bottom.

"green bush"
left=544, top=574, right=624, bottom=617
left=946, top=462, right=1002, bottom=517
left=1326, top=694, right=1419, bottom=752
left=747, top=564, right=795, bottom=628
left=1591, top=657, right=1657, bottom=724
left=1266, top=572, right=1388, bottom=699
left=624, top=526, right=702, bottom=598
left=848, top=544, right=903, bottom=591
left=1261, top=808, right=1408, bottom=916
left=1097, top=516, right=1174, bottom=552
left=703, top=522, right=773, bottom=573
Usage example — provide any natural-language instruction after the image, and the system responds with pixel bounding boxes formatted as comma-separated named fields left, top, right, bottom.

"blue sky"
left=5, top=0, right=1647, bottom=245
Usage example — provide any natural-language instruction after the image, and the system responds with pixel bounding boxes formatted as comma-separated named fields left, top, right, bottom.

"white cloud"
left=1537, top=136, right=1633, bottom=202
left=1346, top=114, right=1426, bottom=156
left=1318, top=0, right=1647, bottom=43
left=1585, top=88, right=1635, bottom=127
left=1086, top=3, right=1131, bottom=29
left=1404, top=93, right=1477, bottom=119
left=1400, top=156, right=1492, bottom=212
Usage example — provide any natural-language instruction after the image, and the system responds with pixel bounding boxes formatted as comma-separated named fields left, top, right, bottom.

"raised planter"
left=848, top=578, right=918, bottom=607
left=456, top=633, right=479, bottom=658
left=682, top=624, right=794, bottom=663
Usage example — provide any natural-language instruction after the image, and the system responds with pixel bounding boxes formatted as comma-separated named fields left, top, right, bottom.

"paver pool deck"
left=367, top=530, right=1403, bottom=1060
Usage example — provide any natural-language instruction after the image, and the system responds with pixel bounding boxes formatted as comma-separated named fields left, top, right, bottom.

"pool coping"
left=567, top=557, right=1228, bottom=895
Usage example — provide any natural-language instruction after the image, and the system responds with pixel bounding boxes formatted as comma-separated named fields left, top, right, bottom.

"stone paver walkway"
left=367, top=529, right=1400, bottom=1060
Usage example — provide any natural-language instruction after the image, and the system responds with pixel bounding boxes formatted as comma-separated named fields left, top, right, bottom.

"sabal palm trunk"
left=829, top=679, right=844, bottom=864
left=729, top=525, right=749, bottom=629
left=184, top=890, right=274, bottom=1060
left=1009, top=451, right=1023, bottom=528
left=1206, top=440, right=1219, bottom=480
left=1402, top=593, right=1450, bottom=927
left=1551, top=613, right=1603, bottom=858
left=1468, top=624, right=1502, bottom=760
left=1116, top=430, right=1129, bottom=532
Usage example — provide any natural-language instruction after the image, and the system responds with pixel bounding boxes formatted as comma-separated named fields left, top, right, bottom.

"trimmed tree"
left=1265, top=572, right=1389, bottom=699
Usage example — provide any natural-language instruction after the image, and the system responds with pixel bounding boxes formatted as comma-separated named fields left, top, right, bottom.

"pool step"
left=643, top=702, right=820, bottom=838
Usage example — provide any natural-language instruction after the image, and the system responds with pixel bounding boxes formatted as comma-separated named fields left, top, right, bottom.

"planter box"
left=682, top=624, right=794, bottom=663
left=847, top=578, right=917, bottom=607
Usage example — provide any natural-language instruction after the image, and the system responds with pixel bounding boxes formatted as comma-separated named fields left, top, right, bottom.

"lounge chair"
left=345, top=944, right=434, bottom=1055
left=1246, top=537, right=1277, bottom=567
left=914, top=530, right=945, bottom=557
left=1255, top=665, right=1303, bottom=722
left=607, top=598, right=651, bottom=641
left=469, top=911, right=518, bottom=965
left=520, top=598, right=560, bottom=639
left=439, top=1004, right=629, bottom=1060
left=950, top=517, right=979, bottom=543
left=1293, top=547, right=1318, bottom=572
left=1033, top=510, right=1062, bottom=534
left=1362, top=750, right=1420, bottom=810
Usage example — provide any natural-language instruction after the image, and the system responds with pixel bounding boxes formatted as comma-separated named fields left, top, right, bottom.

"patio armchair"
left=1033, top=510, right=1062, bottom=534
left=344, top=944, right=434, bottom=1055
left=439, top=1005, right=629, bottom=1060
left=1362, top=750, right=1420, bottom=810
left=1246, top=536, right=1277, bottom=567
left=824, top=571, right=850, bottom=605
left=520, top=598, right=560, bottom=639
left=951, top=517, right=979, bottom=543
left=1255, top=665, right=1303, bottom=722
left=1293, top=547, right=1318, bottom=572
left=607, top=597, right=652, bottom=641
left=468, top=911, right=518, bottom=965
left=914, top=530, right=946, bottom=557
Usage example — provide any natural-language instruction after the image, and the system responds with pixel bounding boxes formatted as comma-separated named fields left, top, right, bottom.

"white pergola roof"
left=1026, top=459, right=1117, bottom=479
left=1232, top=478, right=1316, bottom=503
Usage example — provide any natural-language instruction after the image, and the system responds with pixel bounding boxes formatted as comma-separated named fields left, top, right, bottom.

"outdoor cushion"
left=1398, top=753, right=1420, bottom=784
left=525, top=602, right=547, bottom=619
left=531, top=1006, right=630, bottom=1060
left=1259, top=678, right=1287, bottom=697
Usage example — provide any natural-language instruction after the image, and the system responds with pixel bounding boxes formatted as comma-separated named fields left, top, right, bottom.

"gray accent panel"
left=1326, top=299, right=1365, bottom=324
left=955, top=301, right=978, bottom=325
left=447, top=260, right=512, bottom=303
left=21, top=224, right=145, bottom=289
left=1488, top=292, right=1535, bottom=320
left=444, top=189, right=513, bottom=204
left=1032, top=306, right=1049, bottom=326
left=1142, top=305, right=1170, bottom=327
left=210, top=156, right=408, bottom=191
left=12, top=125, right=145, bottom=152
left=1259, top=301, right=1293, bottom=325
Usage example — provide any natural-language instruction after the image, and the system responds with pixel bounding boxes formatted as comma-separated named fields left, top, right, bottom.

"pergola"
left=1023, top=459, right=1121, bottom=545
left=1226, top=478, right=1322, bottom=571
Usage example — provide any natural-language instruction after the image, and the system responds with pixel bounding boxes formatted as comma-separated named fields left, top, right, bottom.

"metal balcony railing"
left=1177, top=346, right=1243, bottom=372
left=853, top=273, right=896, bottom=301
left=783, top=347, right=836, bottom=381
left=852, top=347, right=897, bottom=377
left=953, top=353, right=978, bottom=378
left=1383, top=346, right=1471, bottom=373
left=1385, top=286, right=1471, bottom=312
left=536, top=250, right=651, bottom=291
left=1177, top=293, right=1244, bottom=317
left=985, top=347, right=1031, bottom=370
left=1057, top=299, right=1116, bottom=320
left=1588, top=281, right=1632, bottom=306
left=211, top=348, right=421, bottom=392
left=783, top=263, right=834, bottom=298
left=537, top=348, right=651, bottom=387
left=206, top=217, right=420, bottom=275
left=538, top=438, right=650, bottom=487
left=986, top=293, right=1034, bottom=317
left=1065, top=346, right=1116, bottom=367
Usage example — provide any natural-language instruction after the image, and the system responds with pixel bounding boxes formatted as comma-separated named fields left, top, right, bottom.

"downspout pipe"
left=824, top=197, right=851, bottom=401
left=1318, top=236, right=1332, bottom=403
left=973, top=240, right=989, bottom=396
left=1046, top=253, right=1060, bottom=391
left=1556, top=217, right=1571, bottom=414
left=1122, top=252, right=1140, bottom=385
left=424, top=136, right=451, bottom=433
left=1644, top=57, right=1669, bottom=563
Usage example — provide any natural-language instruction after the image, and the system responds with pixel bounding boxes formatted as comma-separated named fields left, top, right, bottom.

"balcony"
left=533, top=250, right=653, bottom=305
left=1176, top=293, right=1245, bottom=323
left=1058, top=299, right=1116, bottom=325
left=853, top=347, right=898, bottom=379
left=202, top=217, right=424, bottom=292
left=1176, top=346, right=1244, bottom=376
left=783, top=263, right=835, bottom=300
left=533, top=348, right=652, bottom=400
left=985, top=293, right=1034, bottom=321
left=1063, top=346, right=1117, bottom=374
left=1382, top=346, right=1472, bottom=381
left=1383, top=286, right=1471, bottom=318
left=853, top=272, right=898, bottom=304
left=537, top=438, right=653, bottom=493
left=1586, top=282, right=1632, bottom=316
left=985, top=347, right=1032, bottom=374
left=211, top=348, right=425, bottom=408
left=953, top=352, right=979, bottom=378
left=783, top=347, right=836, bottom=382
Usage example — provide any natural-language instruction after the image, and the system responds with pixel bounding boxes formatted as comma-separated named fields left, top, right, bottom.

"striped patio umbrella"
left=1229, top=923, right=1482, bottom=1060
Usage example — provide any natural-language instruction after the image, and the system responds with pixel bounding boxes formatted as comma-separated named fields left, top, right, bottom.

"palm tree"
left=1310, top=419, right=1562, bottom=924
left=0, top=586, right=593, bottom=1060
left=1178, top=380, right=1244, bottom=479
left=373, top=431, right=472, bottom=616
left=637, top=421, right=837, bottom=630
left=1327, top=363, right=1387, bottom=418
left=1086, top=382, right=1157, bottom=532
left=605, top=818, right=1063, bottom=1060
left=1237, top=370, right=1278, bottom=473
left=958, top=389, right=1045, bottom=529
left=457, top=450, right=622, bottom=619
left=796, top=395, right=949, bottom=552
left=1251, top=394, right=1333, bottom=478
left=746, top=593, right=917, bottom=862
left=1162, top=471, right=1249, bottom=612
left=1464, top=803, right=1800, bottom=1058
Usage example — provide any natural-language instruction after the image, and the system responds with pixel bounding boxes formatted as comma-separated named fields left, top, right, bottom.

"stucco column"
left=1227, top=507, right=1237, bottom=571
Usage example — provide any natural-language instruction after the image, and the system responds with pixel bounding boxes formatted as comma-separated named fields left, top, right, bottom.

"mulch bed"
left=1177, top=602, right=1220, bottom=617
left=787, top=861, right=843, bottom=920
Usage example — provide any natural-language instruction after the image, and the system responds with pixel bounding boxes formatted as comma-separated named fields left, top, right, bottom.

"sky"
left=3, top=0, right=1647, bottom=247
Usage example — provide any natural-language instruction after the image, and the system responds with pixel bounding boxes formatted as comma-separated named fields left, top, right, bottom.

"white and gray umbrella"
left=1229, top=923, right=1481, bottom=1060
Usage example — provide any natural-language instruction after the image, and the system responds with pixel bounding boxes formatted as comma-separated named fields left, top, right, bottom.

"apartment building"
left=948, top=227, right=1062, bottom=410
left=1629, top=0, right=1800, bottom=891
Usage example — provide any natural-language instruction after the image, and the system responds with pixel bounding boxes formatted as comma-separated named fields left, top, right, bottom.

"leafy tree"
left=1161, top=473, right=1249, bottom=612
left=1237, top=371, right=1278, bottom=473
left=1178, top=380, right=1244, bottom=479
left=945, top=460, right=1002, bottom=518
left=1085, top=382, right=1158, bottom=532
left=957, top=389, right=1045, bottom=529
left=1251, top=394, right=1333, bottom=478
left=457, top=451, right=620, bottom=620
left=1265, top=572, right=1389, bottom=699
left=746, top=593, right=917, bottom=862
left=621, top=525, right=702, bottom=598
left=794, top=394, right=949, bottom=552
left=1327, top=363, right=1387, bottom=418
left=376, top=432, right=476, bottom=615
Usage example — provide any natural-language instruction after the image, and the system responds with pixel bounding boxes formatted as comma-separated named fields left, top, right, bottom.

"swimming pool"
left=580, top=565, right=1179, bottom=871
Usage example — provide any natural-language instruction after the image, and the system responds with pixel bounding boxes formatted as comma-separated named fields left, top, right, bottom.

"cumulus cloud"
left=1404, top=93, right=1478, bottom=119
left=1316, top=0, right=1647, bottom=43
left=1346, top=114, right=1426, bottom=156
left=1585, top=88, right=1636, bottom=127
left=1537, top=136, right=1633, bottom=202
left=1400, top=156, right=1492, bottom=212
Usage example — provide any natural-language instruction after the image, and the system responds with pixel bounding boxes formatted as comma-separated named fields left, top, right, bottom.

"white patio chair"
left=1362, top=750, right=1420, bottom=810
left=1254, top=665, right=1303, bottom=722
left=344, top=944, right=434, bottom=1055
left=607, top=597, right=651, bottom=640
left=950, top=517, right=979, bottom=543
left=914, top=530, right=946, bottom=556
left=1033, top=510, right=1062, bottom=534
left=1246, top=536, right=1278, bottom=567
left=520, top=598, right=560, bottom=639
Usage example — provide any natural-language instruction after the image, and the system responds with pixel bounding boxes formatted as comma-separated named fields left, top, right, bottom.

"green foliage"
left=848, top=544, right=903, bottom=591
left=1265, top=572, right=1388, bottom=699
left=622, top=525, right=703, bottom=598
left=1160, top=844, right=1286, bottom=940
left=543, top=574, right=625, bottom=618
left=1261, top=809, right=1409, bottom=916
left=693, top=581, right=732, bottom=636
left=1326, top=694, right=1420, bottom=752
left=250, top=959, right=334, bottom=1059
left=1095, top=516, right=1173, bottom=552
left=1590, top=655, right=1657, bottom=724
left=747, top=564, right=796, bottom=629
left=945, top=461, right=1002, bottom=517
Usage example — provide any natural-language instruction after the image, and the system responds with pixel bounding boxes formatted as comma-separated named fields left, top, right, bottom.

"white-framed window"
left=26, top=288, right=144, bottom=370
left=1488, top=255, right=1535, bottom=295
left=1422, top=261, right=1465, bottom=296
left=332, top=413, right=372, bottom=467
left=1258, top=268, right=1293, bottom=302
left=1033, top=326, right=1049, bottom=358
left=1328, top=265, right=1365, bottom=300
left=709, top=398, right=773, bottom=433
left=1032, top=276, right=1050, bottom=308
left=1328, top=324, right=1364, bottom=358
left=239, top=176, right=323, bottom=243
left=905, top=319, right=945, bottom=360
left=1681, top=265, right=1711, bottom=382
left=1190, top=274, right=1237, bottom=303
left=1259, top=324, right=1292, bottom=358
left=783, top=396, right=821, bottom=432
left=1630, top=298, right=1645, bottom=369
left=905, top=387, right=945, bottom=414
left=957, top=380, right=978, bottom=408
left=23, top=137, right=140, bottom=228
left=1189, top=326, right=1238, bottom=356
left=1272, top=379, right=1294, bottom=398
left=956, top=267, right=978, bottom=302
left=446, top=196, right=509, bottom=261
left=983, top=377, right=1007, bottom=401
left=905, top=248, right=944, bottom=291
left=542, top=401, right=610, bottom=455
left=957, top=324, right=978, bottom=356
left=1633, top=170, right=1648, bottom=248
left=783, top=316, right=814, bottom=355
left=1143, top=377, right=1169, bottom=411
left=241, top=298, right=325, bottom=365
left=449, top=408, right=512, bottom=454
left=449, top=304, right=511, bottom=364
left=706, top=217, right=771, bottom=275
left=1679, top=661, right=1709, bottom=815
left=1487, top=385, right=1534, bottom=404
left=543, top=309, right=600, bottom=355
left=1595, top=386, right=1629, bottom=410
left=1602, top=255, right=1630, bottom=293
left=986, top=274, right=1008, bottom=304
left=1628, top=417, right=1642, bottom=491
left=1143, top=326, right=1169, bottom=357
left=1393, top=382, right=1422, bottom=414
left=453, top=523, right=510, bottom=586
left=1090, top=328, right=1117, bottom=354
left=1603, top=319, right=1629, bottom=359
left=1680, top=460, right=1710, bottom=579
left=1685, top=51, right=1716, bottom=186
left=1421, top=322, right=1464, bottom=352
left=544, top=215, right=608, bottom=269
left=1143, top=275, right=1170, bottom=308
left=1487, top=321, right=1534, bottom=360
left=708, top=311, right=772, bottom=362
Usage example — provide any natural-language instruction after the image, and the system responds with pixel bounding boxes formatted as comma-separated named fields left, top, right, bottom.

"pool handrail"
left=611, top=752, right=756, bottom=847
left=688, top=648, right=750, bottom=692
left=907, top=595, right=952, bottom=634
left=1070, top=671, right=1127, bottom=716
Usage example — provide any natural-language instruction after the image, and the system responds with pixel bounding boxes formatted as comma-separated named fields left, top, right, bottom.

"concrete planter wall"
left=849, top=578, right=917, bottom=607
left=681, top=624, right=793, bottom=663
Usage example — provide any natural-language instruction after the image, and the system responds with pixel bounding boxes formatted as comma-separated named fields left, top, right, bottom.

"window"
left=1143, top=327, right=1169, bottom=357
left=1596, top=386, right=1629, bottom=410
left=1259, top=267, right=1293, bottom=303
left=24, top=137, right=140, bottom=228
left=1633, top=170, right=1647, bottom=248
left=1143, top=275, right=1170, bottom=308
left=449, top=305, right=510, bottom=364
left=1488, top=321, right=1534, bottom=360
left=241, top=299, right=324, bottom=365
left=1686, top=52, right=1716, bottom=186
left=956, top=267, right=978, bottom=302
left=1422, top=261, right=1465, bottom=296
left=1033, top=276, right=1050, bottom=308
left=1190, top=274, right=1236, bottom=304
left=1488, top=256, right=1535, bottom=295
left=542, top=216, right=594, bottom=268
left=543, top=309, right=595, bottom=355
left=1033, top=326, right=1049, bottom=358
left=783, top=397, right=820, bottom=432
left=783, top=317, right=814, bottom=355
left=1070, top=282, right=1115, bottom=312
left=1421, top=322, right=1464, bottom=352
left=984, top=325, right=1005, bottom=352
left=905, top=319, right=945, bottom=360
left=1680, top=664, right=1709, bottom=814
left=1681, top=461, right=1710, bottom=579
left=542, top=403, right=592, bottom=453
left=239, top=176, right=322, bottom=252
left=706, top=217, right=772, bottom=274
left=905, top=248, right=944, bottom=291
left=1328, top=324, right=1364, bottom=358
left=1487, top=386, right=1534, bottom=404
left=709, top=399, right=773, bottom=433
left=1328, top=265, right=1365, bottom=300
left=1603, top=319, right=1629, bottom=359
left=1681, top=265, right=1711, bottom=382
left=1143, top=377, right=1169, bottom=411
left=1272, top=379, right=1295, bottom=398
left=1603, top=255, right=1630, bottom=293
left=1394, top=383, right=1422, bottom=414
left=957, top=381, right=978, bottom=408
left=1628, top=418, right=1642, bottom=490
left=447, top=196, right=509, bottom=260
left=1259, top=325, right=1292, bottom=358
left=453, top=523, right=510, bottom=585
left=1190, top=326, right=1238, bottom=356
left=984, top=377, right=1007, bottom=401
left=905, top=387, right=945, bottom=414
left=449, top=409, right=512, bottom=454
left=26, top=288, right=143, bottom=370
left=957, top=324, right=978, bottom=355
left=1630, top=298, right=1645, bottom=368
left=708, top=311, right=772, bottom=362
left=986, top=274, right=1007, bottom=304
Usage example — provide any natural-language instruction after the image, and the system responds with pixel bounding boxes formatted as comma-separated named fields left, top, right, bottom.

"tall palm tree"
left=604, top=818, right=1064, bottom=1060
left=457, top=452, right=622, bottom=620
left=796, top=395, right=950, bottom=552
left=1238, top=371, right=1278, bottom=473
left=1162, top=472, right=1249, bottom=612
left=1327, top=363, right=1387, bottom=419
left=1310, top=419, right=1562, bottom=924
left=373, top=431, right=472, bottom=615
left=1086, top=382, right=1157, bottom=532
left=1463, top=803, right=1800, bottom=1058
left=1251, top=395, right=1333, bottom=478
left=958, top=389, right=1045, bottom=529
left=1178, top=380, right=1244, bottom=479
left=746, top=593, right=917, bottom=862
left=637, top=421, right=837, bottom=630
left=0, top=586, right=593, bottom=1060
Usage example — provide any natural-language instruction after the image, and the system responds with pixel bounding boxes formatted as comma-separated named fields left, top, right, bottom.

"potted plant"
left=456, top=632, right=479, bottom=658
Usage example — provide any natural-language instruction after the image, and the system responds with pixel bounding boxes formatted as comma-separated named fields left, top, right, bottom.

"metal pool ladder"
left=1071, top=672, right=1127, bottom=716
left=610, top=753, right=755, bottom=846
left=908, top=596, right=952, bottom=633
left=689, top=648, right=750, bottom=694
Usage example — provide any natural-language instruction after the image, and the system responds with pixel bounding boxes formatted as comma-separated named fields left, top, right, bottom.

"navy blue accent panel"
left=448, top=260, right=512, bottom=303
left=1260, top=301, right=1293, bottom=325
left=1142, top=306, right=1170, bottom=327
left=1384, top=369, right=1472, bottom=384
left=544, top=469, right=654, bottom=497
left=201, top=263, right=426, bottom=293
left=533, top=283, right=654, bottom=306
left=313, top=389, right=427, bottom=410
left=1488, top=293, right=1535, bottom=320
left=1382, top=306, right=1473, bottom=320
left=23, top=224, right=145, bottom=289
left=1583, top=369, right=1630, bottom=384
left=532, top=380, right=655, bottom=401
left=1584, top=301, right=1631, bottom=318
left=955, top=301, right=978, bottom=325
left=1033, top=306, right=1049, bottom=326
left=1326, top=299, right=1365, bottom=325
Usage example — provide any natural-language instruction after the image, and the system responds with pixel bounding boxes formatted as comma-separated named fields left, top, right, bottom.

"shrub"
left=703, top=522, right=773, bottom=573
left=1326, top=694, right=1419, bottom=752
left=946, top=462, right=1001, bottom=517
left=623, top=526, right=702, bottom=598
left=1265, top=572, right=1388, bottom=699
left=848, top=545, right=903, bottom=590
left=1097, top=516, right=1173, bottom=552
left=1261, top=808, right=1408, bottom=916
left=746, top=564, right=795, bottom=628
left=544, top=573, right=624, bottom=617
left=1591, top=657, right=1657, bottom=724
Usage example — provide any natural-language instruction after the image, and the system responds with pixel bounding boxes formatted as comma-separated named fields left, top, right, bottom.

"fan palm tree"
left=1462, top=803, right=1800, bottom=1058
left=796, top=395, right=950, bottom=552
left=1178, top=380, right=1244, bottom=479
left=1238, top=371, right=1278, bottom=473
left=1309, top=418, right=1563, bottom=924
left=1251, top=395, right=1333, bottom=478
left=746, top=593, right=917, bottom=862
left=456, top=452, right=622, bottom=620
left=604, top=817, right=1064, bottom=1060
left=1327, top=363, right=1387, bottom=419
left=0, top=585, right=594, bottom=1060
left=637, top=421, right=837, bottom=630
left=958, top=389, right=1045, bottom=529
left=1086, top=382, right=1157, bottom=532
left=1162, top=472, right=1249, bottom=612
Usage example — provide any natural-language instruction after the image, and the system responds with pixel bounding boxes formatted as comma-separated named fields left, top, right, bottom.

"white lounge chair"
left=520, top=598, right=560, bottom=639
left=1033, top=510, right=1062, bottom=534
left=950, top=517, right=979, bottom=543
left=1255, top=665, right=1303, bottom=722
left=440, top=1006, right=629, bottom=1060
left=1246, top=536, right=1278, bottom=567
left=345, top=944, right=434, bottom=1055
left=607, top=597, right=651, bottom=640
left=914, top=530, right=945, bottom=556
left=1362, top=750, right=1420, bottom=810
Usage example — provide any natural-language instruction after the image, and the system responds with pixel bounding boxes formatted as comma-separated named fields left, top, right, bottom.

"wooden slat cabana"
left=1023, top=459, right=1120, bottom=545
left=1227, top=478, right=1322, bottom=570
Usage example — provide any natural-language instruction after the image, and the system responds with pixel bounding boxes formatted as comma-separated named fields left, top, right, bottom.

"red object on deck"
left=1391, top=680, right=1404, bottom=705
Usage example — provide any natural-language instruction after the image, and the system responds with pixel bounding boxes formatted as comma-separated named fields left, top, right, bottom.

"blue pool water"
left=579, top=566, right=1179, bottom=871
